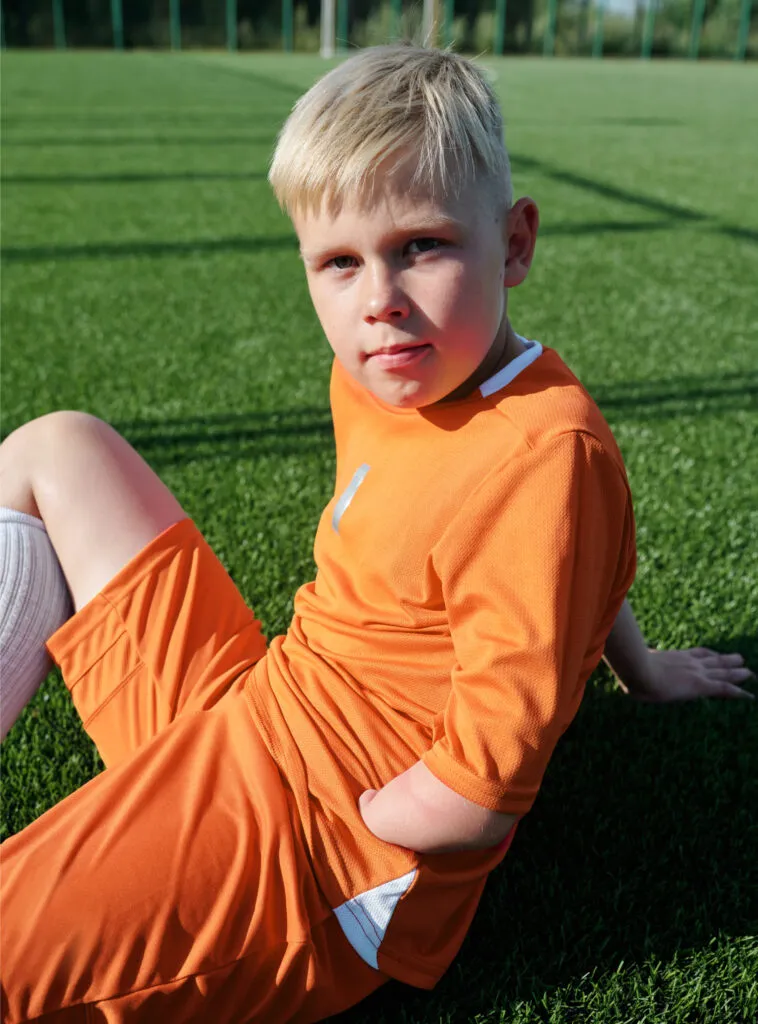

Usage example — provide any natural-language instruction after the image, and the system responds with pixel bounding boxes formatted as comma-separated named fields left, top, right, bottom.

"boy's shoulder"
left=487, top=344, right=622, bottom=465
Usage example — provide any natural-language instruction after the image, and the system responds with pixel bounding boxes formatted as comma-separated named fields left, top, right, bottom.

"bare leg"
left=0, top=410, right=185, bottom=611
left=0, top=411, right=186, bottom=737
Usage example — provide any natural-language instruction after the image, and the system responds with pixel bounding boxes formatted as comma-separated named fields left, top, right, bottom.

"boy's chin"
left=372, top=377, right=479, bottom=409
left=357, top=364, right=456, bottom=410
left=368, top=380, right=439, bottom=410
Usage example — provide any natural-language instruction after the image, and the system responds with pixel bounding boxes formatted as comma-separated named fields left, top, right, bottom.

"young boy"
left=0, top=45, right=752, bottom=1024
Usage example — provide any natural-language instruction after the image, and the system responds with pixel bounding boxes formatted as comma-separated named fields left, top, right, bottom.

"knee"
left=38, top=410, right=110, bottom=437
left=0, top=413, right=85, bottom=512
left=1, top=412, right=120, bottom=479
left=5, top=411, right=112, bottom=451
left=1, top=412, right=127, bottom=517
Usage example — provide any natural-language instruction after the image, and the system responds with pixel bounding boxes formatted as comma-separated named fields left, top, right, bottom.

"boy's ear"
left=503, top=197, right=539, bottom=288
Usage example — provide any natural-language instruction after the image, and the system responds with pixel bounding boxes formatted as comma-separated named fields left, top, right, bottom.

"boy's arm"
left=361, top=606, right=755, bottom=855
left=359, top=760, right=517, bottom=855
left=358, top=434, right=633, bottom=857
left=605, top=599, right=754, bottom=702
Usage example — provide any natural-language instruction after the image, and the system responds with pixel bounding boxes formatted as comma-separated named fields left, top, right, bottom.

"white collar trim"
left=479, top=337, right=543, bottom=399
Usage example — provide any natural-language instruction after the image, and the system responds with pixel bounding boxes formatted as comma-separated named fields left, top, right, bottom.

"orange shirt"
left=246, top=341, right=636, bottom=987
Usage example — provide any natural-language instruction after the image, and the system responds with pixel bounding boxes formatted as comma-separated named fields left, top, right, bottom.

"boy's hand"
left=604, top=600, right=754, bottom=703
left=358, top=760, right=516, bottom=855
left=618, top=647, right=755, bottom=703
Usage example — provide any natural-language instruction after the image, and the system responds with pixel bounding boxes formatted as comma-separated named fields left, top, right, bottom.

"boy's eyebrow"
left=299, top=215, right=467, bottom=265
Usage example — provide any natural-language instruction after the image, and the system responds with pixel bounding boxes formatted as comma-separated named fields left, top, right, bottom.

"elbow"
left=467, top=811, right=519, bottom=851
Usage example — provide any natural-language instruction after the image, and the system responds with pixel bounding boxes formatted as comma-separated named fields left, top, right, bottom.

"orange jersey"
left=246, top=340, right=636, bottom=987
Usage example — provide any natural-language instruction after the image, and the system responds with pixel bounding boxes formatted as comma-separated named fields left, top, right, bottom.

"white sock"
left=0, top=508, right=73, bottom=741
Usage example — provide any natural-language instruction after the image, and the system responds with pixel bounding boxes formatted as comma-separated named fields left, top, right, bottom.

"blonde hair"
left=269, top=44, right=512, bottom=216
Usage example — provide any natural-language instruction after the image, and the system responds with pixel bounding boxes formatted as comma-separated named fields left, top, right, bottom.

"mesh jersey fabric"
left=245, top=343, right=636, bottom=988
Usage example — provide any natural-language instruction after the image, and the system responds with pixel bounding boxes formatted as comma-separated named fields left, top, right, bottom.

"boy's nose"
left=363, top=267, right=410, bottom=324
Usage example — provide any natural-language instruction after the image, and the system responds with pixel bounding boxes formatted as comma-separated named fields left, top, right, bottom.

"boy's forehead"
left=295, top=174, right=484, bottom=232
left=297, top=145, right=477, bottom=215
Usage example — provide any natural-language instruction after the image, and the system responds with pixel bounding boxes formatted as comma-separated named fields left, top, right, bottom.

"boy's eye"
left=406, top=238, right=445, bottom=255
left=328, top=255, right=357, bottom=270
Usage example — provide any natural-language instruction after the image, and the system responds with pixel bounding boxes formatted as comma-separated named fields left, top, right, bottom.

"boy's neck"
left=438, top=320, right=525, bottom=404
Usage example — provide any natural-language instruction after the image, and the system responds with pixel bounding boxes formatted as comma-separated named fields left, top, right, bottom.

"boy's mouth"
left=365, top=342, right=432, bottom=370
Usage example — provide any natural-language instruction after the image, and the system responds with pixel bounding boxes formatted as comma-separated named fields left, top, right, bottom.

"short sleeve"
left=422, top=430, right=636, bottom=816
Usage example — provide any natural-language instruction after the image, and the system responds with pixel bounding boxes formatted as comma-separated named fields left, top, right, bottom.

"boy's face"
left=295, top=176, right=535, bottom=408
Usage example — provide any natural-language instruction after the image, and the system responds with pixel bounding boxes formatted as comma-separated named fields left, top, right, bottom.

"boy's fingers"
left=690, top=647, right=719, bottom=659
left=358, top=789, right=379, bottom=812
left=718, top=652, right=746, bottom=666
left=698, top=650, right=745, bottom=667
left=707, top=666, right=754, bottom=682
left=716, top=682, right=755, bottom=700
left=696, top=651, right=750, bottom=677
left=730, top=667, right=755, bottom=682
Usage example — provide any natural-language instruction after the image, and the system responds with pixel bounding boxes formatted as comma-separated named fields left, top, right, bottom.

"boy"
left=0, top=45, right=752, bottom=1024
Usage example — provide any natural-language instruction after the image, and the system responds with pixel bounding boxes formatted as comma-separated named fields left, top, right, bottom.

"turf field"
left=2, top=51, right=757, bottom=1022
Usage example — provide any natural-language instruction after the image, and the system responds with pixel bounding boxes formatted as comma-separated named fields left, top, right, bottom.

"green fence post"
left=443, top=0, right=454, bottom=46
left=169, top=0, right=180, bottom=49
left=111, top=0, right=123, bottom=49
left=592, top=0, right=605, bottom=56
left=226, top=0, right=237, bottom=50
left=543, top=0, right=558, bottom=55
left=336, top=0, right=348, bottom=49
left=641, top=0, right=656, bottom=58
left=52, top=0, right=66, bottom=48
left=735, top=0, right=752, bottom=59
left=282, top=0, right=293, bottom=50
left=689, top=0, right=706, bottom=58
left=391, top=0, right=402, bottom=39
left=494, top=0, right=506, bottom=54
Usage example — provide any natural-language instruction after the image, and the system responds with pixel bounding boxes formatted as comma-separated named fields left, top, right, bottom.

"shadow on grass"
left=593, top=117, right=686, bottom=128
left=98, top=369, right=757, bottom=470
left=718, top=224, right=758, bottom=244
left=511, top=153, right=755, bottom=247
left=591, top=370, right=758, bottom=422
left=0, top=234, right=297, bottom=263
left=113, top=407, right=334, bottom=467
left=0, top=112, right=287, bottom=128
left=0, top=132, right=276, bottom=147
left=542, top=219, right=677, bottom=237
left=1, top=170, right=270, bottom=186
left=332, top=640, right=758, bottom=1022
left=512, top=153, right=706, bottom=223
left=186, top=59, right=306, bottom=101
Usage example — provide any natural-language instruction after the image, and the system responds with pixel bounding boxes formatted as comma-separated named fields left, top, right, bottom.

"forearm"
left=359, top=759, right=517, bottom=855
left=603, top=597, right=651, bottom=691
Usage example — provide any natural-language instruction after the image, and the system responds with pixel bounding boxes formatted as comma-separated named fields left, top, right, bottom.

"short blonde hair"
left=269, top=44, right=512, bottom=216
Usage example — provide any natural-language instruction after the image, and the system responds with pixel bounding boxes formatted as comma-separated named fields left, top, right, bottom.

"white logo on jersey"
left=332, top=464, right=371, bottom=533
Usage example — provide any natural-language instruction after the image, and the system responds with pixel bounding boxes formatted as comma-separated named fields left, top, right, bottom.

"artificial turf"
left=1, top=50, right=757, bottom=1023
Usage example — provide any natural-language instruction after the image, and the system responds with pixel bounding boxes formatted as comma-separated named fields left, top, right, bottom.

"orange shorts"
left=0, top=519, right=387, bottom=1023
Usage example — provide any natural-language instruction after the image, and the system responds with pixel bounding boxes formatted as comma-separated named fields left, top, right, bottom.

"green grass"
left=2, top=51, right=757, bottom=1023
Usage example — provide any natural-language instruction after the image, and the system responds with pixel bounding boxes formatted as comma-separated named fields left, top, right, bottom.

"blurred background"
left=0, top=0, right=755, bottom=60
